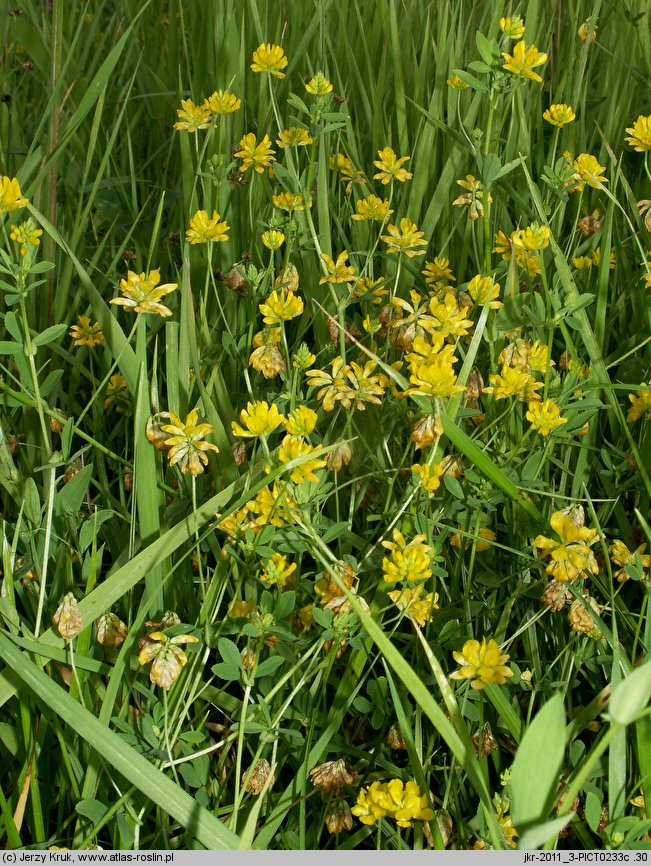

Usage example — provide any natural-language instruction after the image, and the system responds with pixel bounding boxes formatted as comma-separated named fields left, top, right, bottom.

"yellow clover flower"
left=110, top=269, right=177, bottom=317
left=272, top=191, right=307, bottom=211
left=501, top=40, right=548, bottom=83
left=260, top=553, right=297, bottom=587
left=351, top=194, right=393, bottom=222
left=278, top=435, right=326, bottom=484
left=0, top=176, right=28, bottom=213
left=446, top=74, right=470, bottom=90
left=69, top=315, right=104, bottom=349
left=381, top=218, right=428, bottom=257
left=236, top=133, right=276, bottom=173
left=572, top=154, right=608, bottom=190
left=499, top=16, right=525, bottom=39
left=186, top=210, right=229, bottom=244
left=352, top=780, right=434, bottom=828
left=423, top=257, right=456, bottom=290
left=610, top=539, right=650, bottom=583
left=9, top=219, right=42, bottom=255
left=466, top=274, right=502, bottom=309
left=259, top=288, right=304, bottom=323
left=251, top=43, right=288, bottom=78
left=138, top=631, right=199, bottom=690
left=204, top=89, right=241, bottom=115
left=533, top=508, right=600, bottom=582
left=373, top=147, right=413, bottom=184
left=411, top=462, right=444, bottom=494
left=319, top=250, right=357, bottom=284
left=381, top=529, right=433, bottom=584
left=484, top=365, right=543, bottom=402
left=627, top=384, right=651, bottom=423
left=625, top=115, right=651, bottom=153
left=513, top=222, right=551, bottom=251
left=261, top=229, right=285, bottom=250
left=232, top=401, right=285, bottom=438
left=578, top=18, right=598, bottom=43
left=160, top=410, right=219, bottom=476
left=284, top=406, right=318, bottom=436
left=173, top=99, right=212, bottom=132
left=526, top=399, right=567, bottom=436
left=543, top=104, right=576, bottom=128
left=388, top=585, right=439, bottom=627
left=450, top=637, right=513, bottom=690
left=305, top=72, right=333, bottom=96
left=276, top=126, right=313, bottom=148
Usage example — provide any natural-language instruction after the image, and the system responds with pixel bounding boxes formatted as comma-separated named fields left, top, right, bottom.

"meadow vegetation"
left=1, top=0, right=651, bottom=851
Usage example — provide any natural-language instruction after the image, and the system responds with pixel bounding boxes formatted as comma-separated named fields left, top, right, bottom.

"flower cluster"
left=352, top=779, right=434, bottom=828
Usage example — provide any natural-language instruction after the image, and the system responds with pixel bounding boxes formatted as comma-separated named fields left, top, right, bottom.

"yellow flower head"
left=423, top=257, right=456, bottom=290
left=572, top=154, right=608, bottom=190
left=625, top=115, right=651, bottom=153
left=578, top=18, right=598, bottom=43
left=70, top=315, right=104, bottom=349
left=259, top=288, right=304, bottom=323
left=501, top=40, right=548, bottom=83
left=452, top=174, right=492, bottom=221
left=251, top=43, right=288, bottom=78
left=526, top=399, right=567, bottom=435
left=627, top=384, right=651, bottom=423
left=104, top=373, right=130, bottom=411
left=484, top=365, right=543, bottom=402
left=186, top=210, right=229, bottom=244
left=499, top=16, right=525, bottom=39
left=466, top=274, right=502, bottom=309
left=373, top=147, right=413, bottom=184
left=272, top=191, right=307, bottom=211
left=173, top=99, right=212, bottom=132
left=0, top=176, right=28, bottom=213
left=160, top=409, right=219, bottom=476
left=261, top=229, right=285, bottom=250
left=352, top=780, right=434, bottom=828
left=232, top=401, right=285, bottom=438
left=9, top=218, right=42, bottom=255
left=138, top=631, right=199, bottom=690
left=610, top=539, right=650, bottom=583
left=278, top=435, right=326, bottom=484
left=276, top=126, right=313, bottom=148
left=352, top=194, right=393, bottom=222
left=543, top=103, right=576, bottom=128
left=533, top=509, right=600, bottom=582
left=446, top=74, right=470, bottom=90
left=292, top=344, right=317, bottom=370
left=249, top=342, right=286, bottom=379
left=496, top=800, right=519, bottom=848
left=236, top=133, right=276, bottom=173
left=381, top=218, right=428, bottom=257
left=382, top=528, right=433, bottom=584
left=387, top=585, right=439, bottom=627
left=52, top=592, right=83, bottom=640
left=110, top=269, right=177, bottom=317
left=260, top=552, right=297, bottom=587
left=319, top=250, right=357, bottom=284
left=284, top=405, right=318, bottom=436
left=450, top=525, right=496, bottom=552
left=305, top=72, right=333, bottom=96
left=204, top=89, right=241, bottom=115
left=450, top=637, right=513, bottom=690
left=411, top=462, right=444, bottom=494
left=423, top=292, right=474, bottom=339
left=513, top=222, right=551, bottom=251
left=405, top=355, right=464, bottom=400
